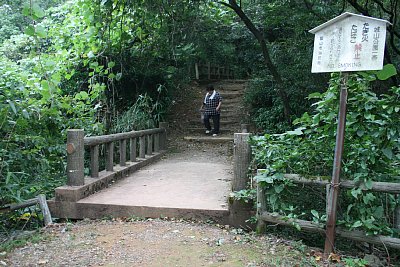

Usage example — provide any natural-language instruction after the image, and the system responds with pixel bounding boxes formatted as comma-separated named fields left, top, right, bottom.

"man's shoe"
left=205, top=130, right=211, bottom=134
left=212, top=133, right=218, bottom=137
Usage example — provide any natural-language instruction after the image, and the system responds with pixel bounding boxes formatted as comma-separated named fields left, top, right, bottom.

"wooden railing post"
left=106, top=142, right=114, bottom=171
left=159, top=122, right=168, bottom=150
left=66, top=129, right=85, bottom=186
left=120, top=139, right=126, bottom=166
left=256, top=170, right=267, bottom=234
left=139, top=136, right=146, bottom=158
left=229, top=133, right=253, bottom=227
left=232, top=133, right=252, bottom=191
left=130, top=137, right=137, bottom=162
left=90, top=145, right=99, bottom=178
left=37, top=194, right=52, bottom=225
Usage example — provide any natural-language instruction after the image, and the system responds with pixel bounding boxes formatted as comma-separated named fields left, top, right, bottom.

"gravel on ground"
left=3, top=218, right=322, bottom=267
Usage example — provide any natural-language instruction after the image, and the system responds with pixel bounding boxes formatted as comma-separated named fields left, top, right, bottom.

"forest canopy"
left=0, top=0, right=399, bottom=240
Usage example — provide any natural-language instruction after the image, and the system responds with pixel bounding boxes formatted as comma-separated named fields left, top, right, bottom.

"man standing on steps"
left=200, top=84, right=222, bottom=137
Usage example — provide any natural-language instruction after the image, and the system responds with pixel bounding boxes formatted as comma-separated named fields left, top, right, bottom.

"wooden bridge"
left=48, top=123, right=253, bottom=227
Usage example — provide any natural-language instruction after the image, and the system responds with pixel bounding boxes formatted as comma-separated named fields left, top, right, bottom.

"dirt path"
left=4, top=218, right=321, bottom=267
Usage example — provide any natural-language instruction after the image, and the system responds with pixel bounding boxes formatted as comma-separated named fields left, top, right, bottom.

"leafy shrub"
left=252, top=71, right=400, bottom=236
left=111, top=91, right=167, bottom=133
left=244, top=74, right=319, bottom=134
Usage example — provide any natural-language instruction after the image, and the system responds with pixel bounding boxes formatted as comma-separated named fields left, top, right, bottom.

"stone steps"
left=180, top=80, right=248, bottom=143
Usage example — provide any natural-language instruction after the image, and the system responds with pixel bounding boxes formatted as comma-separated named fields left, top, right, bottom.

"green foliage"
left=0, top=229, right=44, bottom=252
left=343, top=257, right=368, bottom=267
left=0, top=0, right=110, bottom=206
left=0, top=0, right=197, bottom=209
left=244, top=76, right=303, bottom=133
left=112, top=92, right=166, bottom=132
left=251, top=72, right=400, bottom=236
left=230, top=188, right=256, bottom=203
left=238, top=1, right=329, bottom=133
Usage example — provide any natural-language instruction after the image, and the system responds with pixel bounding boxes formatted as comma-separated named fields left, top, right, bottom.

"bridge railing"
left=66, top=122, right=168, bottom=186
left=194, top=62, right=234, bottom=80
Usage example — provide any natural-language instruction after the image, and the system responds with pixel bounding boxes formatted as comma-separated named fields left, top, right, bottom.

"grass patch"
left=0, top=231, right=47, bottom=253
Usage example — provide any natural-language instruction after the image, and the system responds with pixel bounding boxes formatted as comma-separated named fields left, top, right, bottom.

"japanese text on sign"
left=311, top=14, right=387, bottom=73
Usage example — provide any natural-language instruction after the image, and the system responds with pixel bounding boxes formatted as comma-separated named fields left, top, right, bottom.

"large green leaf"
left=35, top=26, right=47, bottom=38
left=25, top=25, right=35, bottom=36
left=32, top=4, right=45, bottom=19
left=376, top=64, right=397, bottom=81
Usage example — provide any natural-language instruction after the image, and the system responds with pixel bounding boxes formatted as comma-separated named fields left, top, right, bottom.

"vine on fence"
left=250, top=70, right=400, bottom=236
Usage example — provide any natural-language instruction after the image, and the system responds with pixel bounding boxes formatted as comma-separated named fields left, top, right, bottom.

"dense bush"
left=251, top=70, right=400, bottom=236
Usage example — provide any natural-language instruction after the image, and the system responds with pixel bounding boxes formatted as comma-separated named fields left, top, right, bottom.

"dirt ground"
left=0, top=131, right=326, bottom=267
left=3, top=218, right=324, bottom=267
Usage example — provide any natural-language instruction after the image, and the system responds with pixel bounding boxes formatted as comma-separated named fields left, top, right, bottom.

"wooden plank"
left=5, top=198, right=38, bottom=211
left=260, top=212, right=325, bottom=234
left=84, top=128, right=164, bottom=146
left=260, top=212, right=400, bottom=249
left=284, top=174, right=400, bottom=194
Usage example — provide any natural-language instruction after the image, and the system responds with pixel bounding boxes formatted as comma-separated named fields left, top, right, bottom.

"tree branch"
left=221, top=0, right=291, bottom=120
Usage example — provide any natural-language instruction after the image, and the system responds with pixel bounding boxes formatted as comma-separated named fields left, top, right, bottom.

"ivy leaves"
left=251, top=71, right=400, bottom=236
left=23, top=3, right=47, bottom=38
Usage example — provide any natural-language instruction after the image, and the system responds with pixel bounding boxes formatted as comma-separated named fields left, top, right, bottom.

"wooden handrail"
left=84, top=128, right=164, bottom=146
left=255, top=169, right=400, bottom=249
left=194, top=62, right=235, bottom=80
left=66, top=123, right=167, bottom=186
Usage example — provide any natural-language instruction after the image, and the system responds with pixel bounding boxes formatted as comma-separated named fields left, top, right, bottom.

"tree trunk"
left=222, top=0, right=291, bottom=121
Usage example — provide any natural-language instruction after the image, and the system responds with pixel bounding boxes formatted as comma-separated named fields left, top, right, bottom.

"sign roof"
left=309, top=12, right=390, bottom=34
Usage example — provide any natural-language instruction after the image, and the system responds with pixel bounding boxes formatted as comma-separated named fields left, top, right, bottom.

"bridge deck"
left=80, top=157, right=231, bottom=211
left=50, top=146, right=233, bottom=223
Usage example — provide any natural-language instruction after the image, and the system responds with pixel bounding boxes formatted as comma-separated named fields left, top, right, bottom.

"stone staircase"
left=179, top=80, right=249, bottom=142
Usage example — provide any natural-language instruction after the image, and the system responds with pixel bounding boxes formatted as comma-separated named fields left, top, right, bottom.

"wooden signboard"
left=309, top=12, right=389, bottom=256
left=310, top=12, right=388, bottom=73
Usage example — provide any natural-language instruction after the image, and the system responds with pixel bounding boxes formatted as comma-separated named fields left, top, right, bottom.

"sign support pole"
left=324, top=72, right=348, bottom=257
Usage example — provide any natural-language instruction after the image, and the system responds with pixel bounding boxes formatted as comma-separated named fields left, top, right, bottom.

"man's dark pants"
left=204, top=114, right=220, bottom=134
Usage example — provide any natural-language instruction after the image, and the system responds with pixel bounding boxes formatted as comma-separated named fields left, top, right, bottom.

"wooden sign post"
left=309, top=12, right=389, bottom=256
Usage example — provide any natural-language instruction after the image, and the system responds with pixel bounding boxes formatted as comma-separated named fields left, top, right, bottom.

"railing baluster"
left=147, top=134, right=153, bottom=155
left=66, top=128, right=167, bottom=184
left=139, top=136, right=146, bottom=158
left=120, top=139, right=126, bottom=166
left=90, top=145, right=99, bottom=178
left=159, top=122, right=168, bottom=150
left=106, top=142, right=114, bottom=171
left=130, top=137, right=136, bottom=162
left=154, top=133, right=160, bottom=152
